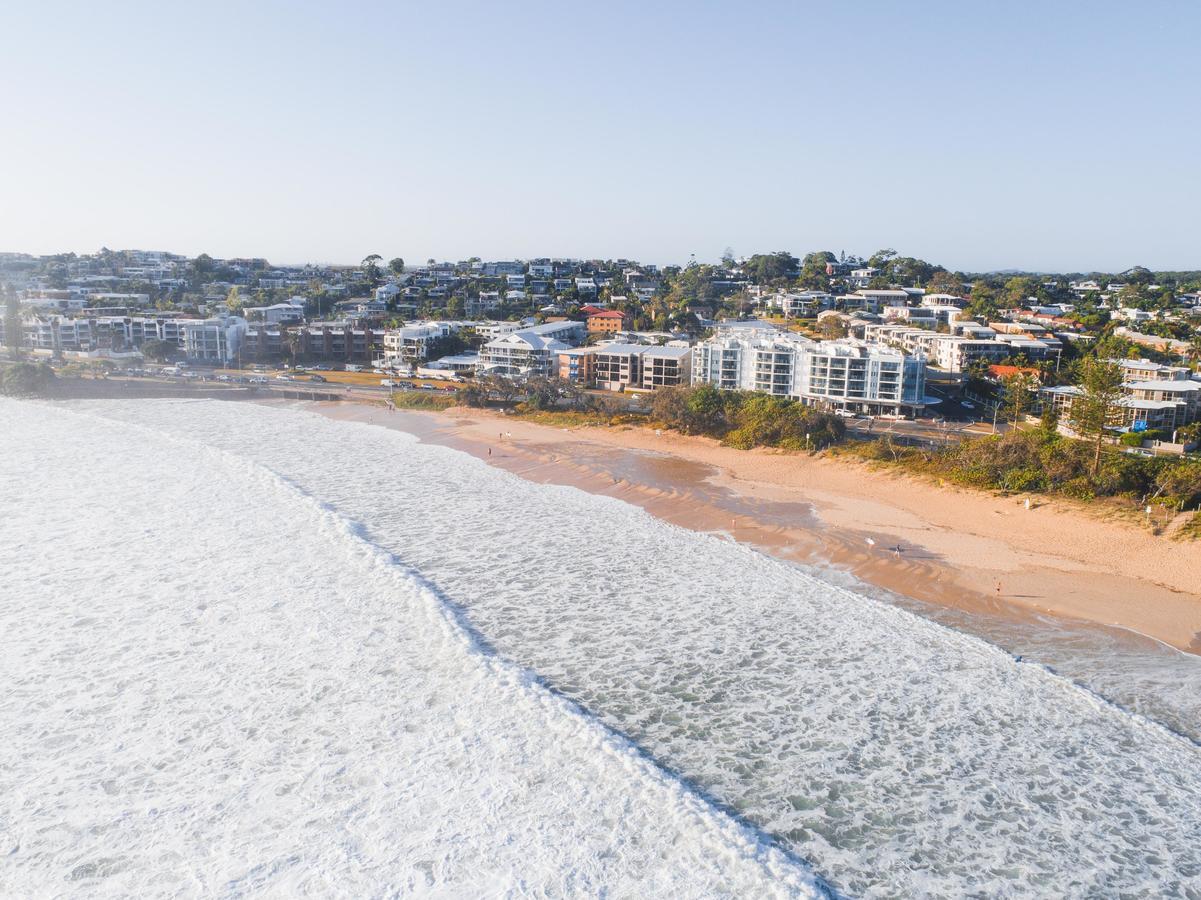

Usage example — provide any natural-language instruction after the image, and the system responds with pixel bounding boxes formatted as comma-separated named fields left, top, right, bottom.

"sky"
left=2, top=0, right=1198, bottom=272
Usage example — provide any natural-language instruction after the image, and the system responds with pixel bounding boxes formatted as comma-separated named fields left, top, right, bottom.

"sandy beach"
left=307, top=400, right=1201, bottom=656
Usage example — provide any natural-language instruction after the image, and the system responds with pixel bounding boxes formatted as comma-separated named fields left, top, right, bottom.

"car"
left=380, top=379, right=395, bottom=387
left=309, top=374, right=327, bottom=383
left=961, top=400, right=976, bottom=409
left=248, top=376, right=268, bottom=384
left=834, top=408, right=856, bottom=419
left=275, top=374, right=293, bottom=381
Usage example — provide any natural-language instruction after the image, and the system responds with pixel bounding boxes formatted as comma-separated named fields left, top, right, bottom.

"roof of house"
left=593, top=343, right=649, bottom=356
left=1125, top=379, right=1200, bottom=392
left=587, top=309, right=627, bottom=319
left=641, top=345, right=692, bottom=359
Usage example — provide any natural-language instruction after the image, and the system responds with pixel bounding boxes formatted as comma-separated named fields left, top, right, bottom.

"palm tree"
left=1188, top=334, right=1201, bottom=370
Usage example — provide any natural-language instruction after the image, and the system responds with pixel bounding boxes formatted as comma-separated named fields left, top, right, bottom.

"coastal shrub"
left=651, top=385, right=844, bottom=451
left=389, top=390, right=456, bottom=410
left=0, top=362, right=56, bottom=397
left=1119, top=432, right=1146, bottom=447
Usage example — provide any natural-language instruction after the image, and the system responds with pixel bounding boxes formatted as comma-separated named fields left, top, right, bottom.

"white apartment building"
left=863, top=323, right=1015, bottom=373
left=691, top=326, right=925, bottom=415
left=766, top=291, right=834, bottom=317
left=380, top=322, right=456, bottom=367
left=1108, top=358, right=1194, bottom=383
left=181, top=316, right=247, bottom=363
left=477, top=320, right=585, bottom=378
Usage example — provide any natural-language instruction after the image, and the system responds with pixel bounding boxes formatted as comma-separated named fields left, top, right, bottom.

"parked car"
left=309, top=374, right=327, bottom=383
left=380, top=379, right=394, bottom=387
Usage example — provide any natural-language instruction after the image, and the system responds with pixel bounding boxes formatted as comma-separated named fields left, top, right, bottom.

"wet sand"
left=298, top=400, right=1201, bottom=657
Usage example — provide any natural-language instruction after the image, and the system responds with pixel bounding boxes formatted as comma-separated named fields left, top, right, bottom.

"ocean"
left=3, top=398, right=1200, bottom=898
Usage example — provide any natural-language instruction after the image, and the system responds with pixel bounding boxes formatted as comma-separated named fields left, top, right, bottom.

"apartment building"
left=586, top=309, right=631, bottom=334
left=181, top=317, right=248, bottom=363
left=558, top=344, right=691, bottom=391
left=298, top=323, right=385, bottom=364
left=863, top=323, right=1014, bottom=373
left=640, top=346, right=692, bottom=390
left=1124, top=379, right=1201, bottom=425
left=478, top=321, right=585, bottom=378
left=380, top=322, right=456, bottom=367
left=1109, top=358, right=1194, bottom=382
left=557, top=347, right=597, bottom=384
left=766, top=291, right=834, bottom=317
left=691, top=326, right=925, bottom=415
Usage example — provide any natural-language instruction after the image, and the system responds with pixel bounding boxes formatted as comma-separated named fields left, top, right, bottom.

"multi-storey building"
left=478, top=321, right=584, bottom=378
left=691, top=326, right=925, bottom=415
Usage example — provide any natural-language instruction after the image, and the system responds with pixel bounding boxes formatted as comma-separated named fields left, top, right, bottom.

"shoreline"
left=296, top=399, right=1201, bottom=657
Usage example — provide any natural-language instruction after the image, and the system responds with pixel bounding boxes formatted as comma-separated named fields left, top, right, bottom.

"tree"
left=362, top=254, right=383, bottom=288
left=0, top=361, right=55, bottom=396
left=1001, top=372, right=1038, bottom=425
left=189, top=253, right=216, bottom=284
left=743, top=251, right=799, bottom=286
left=225, top=286, right=244, bottom=313
left=140, top=338, right=175, bottom=362
left=389, top=258, right=405, bottom=275
left=926, top=270, right=965, bottom=297
left=867, top=248, right=897, bottom=269
left=1071, top=359, right=1125, bottom=477
left=818, top=316, right=848, bottom=340
left=683, top=384, right=728, bottom=434
left=1188, top=333, right=1201, bottom=369
left=3, top=288, right=22, bottom=359
left=964, top=282, right=999, bottom=321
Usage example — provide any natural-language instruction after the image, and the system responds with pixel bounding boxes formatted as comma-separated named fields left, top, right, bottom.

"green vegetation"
left=387, top=390, right=458, bottom=410
left=140, top=338, right=176, bottom=362
left=0, top=361, right=57, bottom=397
left=841, top=424, right=1201, bottom=514
left=649, top=384, right=845, bottom=451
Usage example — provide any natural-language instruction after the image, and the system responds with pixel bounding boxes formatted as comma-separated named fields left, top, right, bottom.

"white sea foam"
left=6, top=398, right=1201, bottom=897
left=0, top=399, right=822, bottom=898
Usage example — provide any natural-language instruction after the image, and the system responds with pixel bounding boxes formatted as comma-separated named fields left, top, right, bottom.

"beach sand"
left=306, top=400, right=1201, bottom=656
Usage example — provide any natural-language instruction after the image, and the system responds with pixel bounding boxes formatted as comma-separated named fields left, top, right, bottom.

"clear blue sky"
left=2, top=0, right=1197, bottom=272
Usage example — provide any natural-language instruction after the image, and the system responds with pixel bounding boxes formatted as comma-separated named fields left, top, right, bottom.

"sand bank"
left=310, top=401, right=1201, bottom=655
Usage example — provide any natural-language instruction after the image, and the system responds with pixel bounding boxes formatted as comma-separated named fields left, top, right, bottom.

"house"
left=586, top=309, right=631, bottom=334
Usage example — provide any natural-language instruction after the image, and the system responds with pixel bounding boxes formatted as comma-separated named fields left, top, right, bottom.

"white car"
left=380, top=379, right=395, bottom=388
